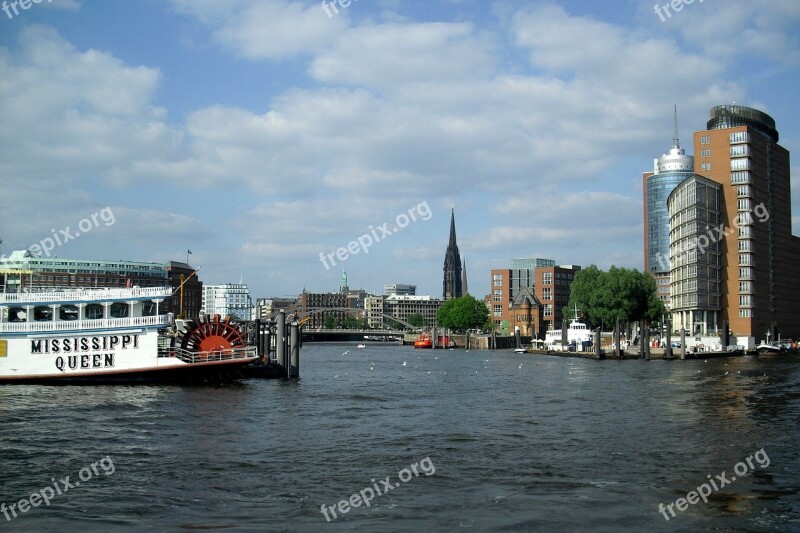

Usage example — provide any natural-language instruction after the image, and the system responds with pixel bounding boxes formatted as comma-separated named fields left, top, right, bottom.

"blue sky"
left=1, top=0, right=799, bottom=299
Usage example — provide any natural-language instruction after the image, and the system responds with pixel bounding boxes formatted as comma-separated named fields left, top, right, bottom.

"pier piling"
left=594, top=327, right=602, bottom=359
left=665, top=319, right=672, bottom=359
left=276, top=311, right=286, bottom=370
left=614, top=318, right=621, bottom=359
left=289, top=320, right=300, bottom=379
left=680, top=328, right=686, bottom=359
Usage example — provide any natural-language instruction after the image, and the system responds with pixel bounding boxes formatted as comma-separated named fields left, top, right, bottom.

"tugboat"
left=0, top=285, right=258, bottom=384
left=413, top=333, right=433, bottom=349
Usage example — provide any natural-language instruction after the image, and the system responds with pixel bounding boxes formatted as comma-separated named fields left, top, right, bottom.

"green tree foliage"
left=341, top=315, right=367, bottom=329
left=436, top=295, right=489, bottom=331
left=385, top=318, right=406, bottom=331
left=407, top=313, right=426, bottom=327
left=565, top=266, right=666, bottom=327
left=323, top=314, right=338, bottom=329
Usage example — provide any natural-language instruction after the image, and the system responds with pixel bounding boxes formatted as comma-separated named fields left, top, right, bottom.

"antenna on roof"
left=672, top=104, right=680, bottom=150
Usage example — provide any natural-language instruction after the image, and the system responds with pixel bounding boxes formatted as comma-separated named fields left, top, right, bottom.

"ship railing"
left=0, top=287, right=173, bottom=305
left=0, top=314, right=170, bottom=333
left=157, top=346, right=258, bottom=364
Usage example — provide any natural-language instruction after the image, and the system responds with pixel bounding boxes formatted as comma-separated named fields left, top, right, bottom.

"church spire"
left=443, top=207, right=463, bottom=300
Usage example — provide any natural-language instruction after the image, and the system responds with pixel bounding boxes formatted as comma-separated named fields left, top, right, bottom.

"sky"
left=1, top=0, right=799, bottom=299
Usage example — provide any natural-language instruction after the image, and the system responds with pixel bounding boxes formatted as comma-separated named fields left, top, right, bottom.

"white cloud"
left=170, top=0, right=349, bottom=59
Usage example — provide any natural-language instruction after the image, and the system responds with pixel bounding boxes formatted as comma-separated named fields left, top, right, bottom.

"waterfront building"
left=384, top=294, right=442, bottom=329
left=488, top=258, right=580, bottom=336
left=383, top=284, right=416, bottom=296
left=0, top=250, right=168, bottom=291
left=298, top=290, right=348, bottom=329
left=0, top=251, right=209, bottom=319
left=667, top=175, right=722, bottom=335
left=202, top=283, right=252, bottom=322
left=164, top=261, right=202, bottom=319
left=689, top=104, right=800, bottom=340
left=442, top=208, right=463, bottom=300
left=643, top=108, right=695, bottom=308
left=364, top=295, right=386, bottom=328
left=253, top=297, right=299, bottom=320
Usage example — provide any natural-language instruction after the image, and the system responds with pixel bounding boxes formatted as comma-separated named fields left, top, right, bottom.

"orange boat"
left=413, top=334, right=433, bottom=349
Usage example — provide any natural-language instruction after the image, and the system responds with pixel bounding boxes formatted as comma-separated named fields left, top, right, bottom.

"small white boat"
left=544, top=305, right=593, bottom=349
left=357, top=343, right=366, bottom=349
left=514, top=348, right=526, bottom=353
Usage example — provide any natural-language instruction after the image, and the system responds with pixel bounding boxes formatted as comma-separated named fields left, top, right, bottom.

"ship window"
left=110, top=303, right=129, bottom=318
left=86, top=304, right=104, bottom=320
left=142, top=301, right=156, bottom=316
left=8, top=307, right=27, bottom=322
left=34, top=306, right=53, bottom=321
left=59, top=305, right=79, bottom=321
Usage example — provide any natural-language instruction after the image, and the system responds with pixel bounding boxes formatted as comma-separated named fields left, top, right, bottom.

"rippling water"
left=1, top=344, right=798, bottom=531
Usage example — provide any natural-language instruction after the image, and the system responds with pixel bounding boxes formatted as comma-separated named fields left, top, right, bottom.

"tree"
left=407, top=313, right=426, bottom=328
left=323, top=314, right=338, bottom=329
left=565, top=266, right=665, bottom=328
left=436, top=295, right=489, bottom=331
left=385, top=318, right=406, bottom=331
left=341, top=315, right=366, bottom=329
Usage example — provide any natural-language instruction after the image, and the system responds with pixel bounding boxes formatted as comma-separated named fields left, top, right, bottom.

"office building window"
left=700, top=162, right=711, bottom=171
left=542, top=288, right=552, bottom=300
left=493, top=274, right=502, bottom=287
left=730, top=131, right=749, bottom=144
left=730, top=144, right=748, bottom=157
left=493, top=290, right=502, bottom=302
left=493, top=305, right=502, bottom=317
left=731, top=158, right=750, bottom=171
left=731, top=171, right=751, bottom=184
left=700, top=135, right=710, bottom=145
left=542, top=272, right=552, bottom=284
left=700, top=149, right=711, bottom=157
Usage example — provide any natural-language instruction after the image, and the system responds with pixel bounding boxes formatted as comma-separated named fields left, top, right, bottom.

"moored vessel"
left=0, top=286, right=258, bottom=384
left=544, top=305, right=593, bottom=350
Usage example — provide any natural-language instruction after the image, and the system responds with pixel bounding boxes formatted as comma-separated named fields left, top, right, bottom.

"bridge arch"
left=294, top=307, right=423, bottom=331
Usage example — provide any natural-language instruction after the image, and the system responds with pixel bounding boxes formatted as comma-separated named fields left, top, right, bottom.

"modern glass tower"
left=643, top=108, right=695, bottom=308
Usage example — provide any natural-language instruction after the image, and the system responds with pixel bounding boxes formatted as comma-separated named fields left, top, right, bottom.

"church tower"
left=443, top=208, right=463, bottom=300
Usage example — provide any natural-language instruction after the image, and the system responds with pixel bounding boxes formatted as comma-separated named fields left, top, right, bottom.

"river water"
left=0, top=343, right=798, bottom=531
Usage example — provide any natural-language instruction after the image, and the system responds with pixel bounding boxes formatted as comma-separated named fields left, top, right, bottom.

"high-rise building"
left=442, top=208, right=463, bottom=300
left=667, top=175, right=722, bottom=335
left=643, top=108, right=695, bottom=308
left=688, top=104, right=800, bottom=340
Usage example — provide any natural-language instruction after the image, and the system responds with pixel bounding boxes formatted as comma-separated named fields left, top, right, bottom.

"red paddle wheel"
left=180, top=314, right=246, bottom=352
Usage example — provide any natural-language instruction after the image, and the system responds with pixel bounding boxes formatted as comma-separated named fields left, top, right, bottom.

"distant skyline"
left=1, top=0, right=798, bottom=298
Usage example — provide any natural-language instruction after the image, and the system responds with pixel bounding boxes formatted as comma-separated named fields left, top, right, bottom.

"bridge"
left=300, top=328, right=406, bottom=342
